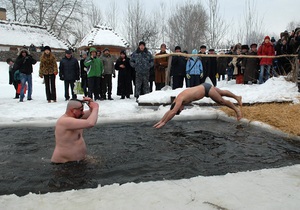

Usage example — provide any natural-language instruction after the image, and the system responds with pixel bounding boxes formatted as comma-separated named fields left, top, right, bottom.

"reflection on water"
left=0, top=120, right=300, bottom=196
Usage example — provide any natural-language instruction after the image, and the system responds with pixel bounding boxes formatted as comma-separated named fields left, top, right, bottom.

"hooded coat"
left=258, top=42, right=275, bottom=65
left=13, top=49, right=37, bottom=75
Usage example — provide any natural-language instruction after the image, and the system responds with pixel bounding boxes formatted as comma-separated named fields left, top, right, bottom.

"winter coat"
left=242, top=51, right=260, bottom=82
left=170, top=55, right=187, bottom=77
left=199, top=52, right=210, bottom=79
left=13, top=49, right=37, bottom=75
left=101, top=54, right=115, bottom=75
left=80, top=58, right=87, bottom=79
left=186, top=57, right=203, bottom=75
left=8, top=64, right=14, bottom=84
left=59, top=56, right=80, bottom=81
left=130, top=48, right=154, bottom=75
left=115, top=56, right=133, bottom=96
left=208, top=56, right=217, bottom=77
left=154, top=51, right=168, bottom=83
left=84, top=56, right=103, bottom=78
left=217, top=57, right=228, bottom=75
left=39, top=52, right=58, bottom=77
left=258, top=42, right=275, bottom=65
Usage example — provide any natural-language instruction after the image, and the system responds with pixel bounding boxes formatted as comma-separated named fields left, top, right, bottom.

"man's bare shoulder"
left=56, top=114, right=75, bottom=126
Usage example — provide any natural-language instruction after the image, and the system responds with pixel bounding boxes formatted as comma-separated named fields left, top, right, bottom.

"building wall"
left=0, top=8, right=6, bottom=21
left=0, top=51, right=81, bottom=62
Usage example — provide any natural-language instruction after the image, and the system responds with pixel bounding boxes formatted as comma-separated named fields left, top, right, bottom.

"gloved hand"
left=60, top=75, right=64, bottom=81
left=113, top=74, right=116, bottom=78
left=216, top=73, right=219, bottom=78
left=200, top=73, right=203, bottom=78
left=186, top=74, right=191, bottom=79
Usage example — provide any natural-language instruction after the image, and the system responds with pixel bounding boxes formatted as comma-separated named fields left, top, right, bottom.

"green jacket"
left=84, top=56, right=103, bottom=78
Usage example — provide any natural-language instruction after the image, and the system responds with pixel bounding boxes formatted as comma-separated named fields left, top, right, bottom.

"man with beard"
left=51, top=97, right=99, bottom=163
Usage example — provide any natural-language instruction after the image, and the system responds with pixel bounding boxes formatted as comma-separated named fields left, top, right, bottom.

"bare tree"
left=243, top=0, right=265, bottom=45
left=106, top=0, right=118, bottom=30
left=168, top=1, right=208, bottom=53
left=286, top=21, right=300, bottom=32
left=206, top=0, right=228, bottom=49
left=124, top=0, right=148, bottom=50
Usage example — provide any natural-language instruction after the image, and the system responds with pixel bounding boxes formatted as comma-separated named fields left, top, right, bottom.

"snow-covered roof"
left=0, top=20, right=69, bottom=49
left=79, top=24, right=129, bottom=48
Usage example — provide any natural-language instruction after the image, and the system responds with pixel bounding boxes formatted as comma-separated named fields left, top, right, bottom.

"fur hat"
left=18, top=48, right=30, bottom=56
left=241, top=45, right=249, bottom=50
left=250, top=43, right=257, bottom=48
left=44, top=46, right=51, bottom=52
left=175, top=46, right=181, bottom=51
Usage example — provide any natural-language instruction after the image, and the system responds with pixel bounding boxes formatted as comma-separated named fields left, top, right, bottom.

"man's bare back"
left=51, top=97, right=99, bottom=163
left=154, top=83, right=242, bottom=128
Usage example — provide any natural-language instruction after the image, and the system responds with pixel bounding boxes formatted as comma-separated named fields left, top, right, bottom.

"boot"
left=14, top=93, right=19, bottom=99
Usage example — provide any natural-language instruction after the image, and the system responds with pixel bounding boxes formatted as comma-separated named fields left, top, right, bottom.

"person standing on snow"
left=130, top=41, right=154, bottom=102
left=13, top=48, right=37, bottom=102
left=59, top=49, right=80, bottom=101
left=84, top=47, right=103, bottom=101
left=257, top=36, right=275, bottom=84
left=39, top=46, right=58, bottom=103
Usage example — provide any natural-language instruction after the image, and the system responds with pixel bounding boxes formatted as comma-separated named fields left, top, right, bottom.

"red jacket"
left=257, top=42, right=275, bottom=65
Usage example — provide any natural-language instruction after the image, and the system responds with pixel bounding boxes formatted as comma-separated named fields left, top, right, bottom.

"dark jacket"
left=59, top=56, right=80, bottom=81
left=80, top=58, right=87, bottom=79
left=13, top=49, right=37, bottom=75
left=242, top=51, right=260, bottom=82
left=130, top=47, right=154, bottom=75
left=217, top=57, right=228, bottom=75
left=170, top=55, right=187, bottom=77
left=115, top=56, right=133, bottom=96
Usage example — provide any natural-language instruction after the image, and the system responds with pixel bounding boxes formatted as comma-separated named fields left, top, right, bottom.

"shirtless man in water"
left=51, top=97, right=99, bottom=163
left=154, top=83, right=242, bottom=129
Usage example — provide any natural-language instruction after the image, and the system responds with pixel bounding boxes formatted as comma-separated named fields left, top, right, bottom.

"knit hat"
left=103, top=48, right=110, bottom=52
left=271, top=37, right=276, bottom=42
left=139, top=41, right=146, bottom=46
left=65, top=49, right=72, bottom=54
left=264, top=36, right=270, bottom=40
left=44, top=46, right=51, bottom=52
left=175, top=46, right=181, bottom=51
left=200, top=45, right=207, bottom=49
left=89, top=47, right=97, bottom=53
left=192, top=49, right=198, bottom=54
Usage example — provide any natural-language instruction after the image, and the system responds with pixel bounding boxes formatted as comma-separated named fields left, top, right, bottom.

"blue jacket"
left=186, top=57, right=203, bottom=75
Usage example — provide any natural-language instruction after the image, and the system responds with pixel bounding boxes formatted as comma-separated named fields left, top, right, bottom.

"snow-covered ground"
left=0, top=61, right=300, bottom=210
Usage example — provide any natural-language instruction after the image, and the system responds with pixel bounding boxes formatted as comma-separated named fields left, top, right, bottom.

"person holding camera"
left=84, top=47, right=103, bottom=100
left=13, top=48, right=37, bottom=102
left=51, top=97, right=99, bottom=163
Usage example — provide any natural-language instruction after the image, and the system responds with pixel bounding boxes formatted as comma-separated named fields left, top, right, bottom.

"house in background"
left=78, top=24, right=130, bottom=57
left=0, top=7, right=69, bottom=53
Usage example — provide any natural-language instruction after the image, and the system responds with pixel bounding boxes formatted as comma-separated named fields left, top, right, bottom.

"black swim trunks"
left=202, top=83, right=212, bottom=97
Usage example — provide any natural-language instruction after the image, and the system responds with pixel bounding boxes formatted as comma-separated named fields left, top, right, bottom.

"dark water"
left=1, top=119, right=300, bottom=196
